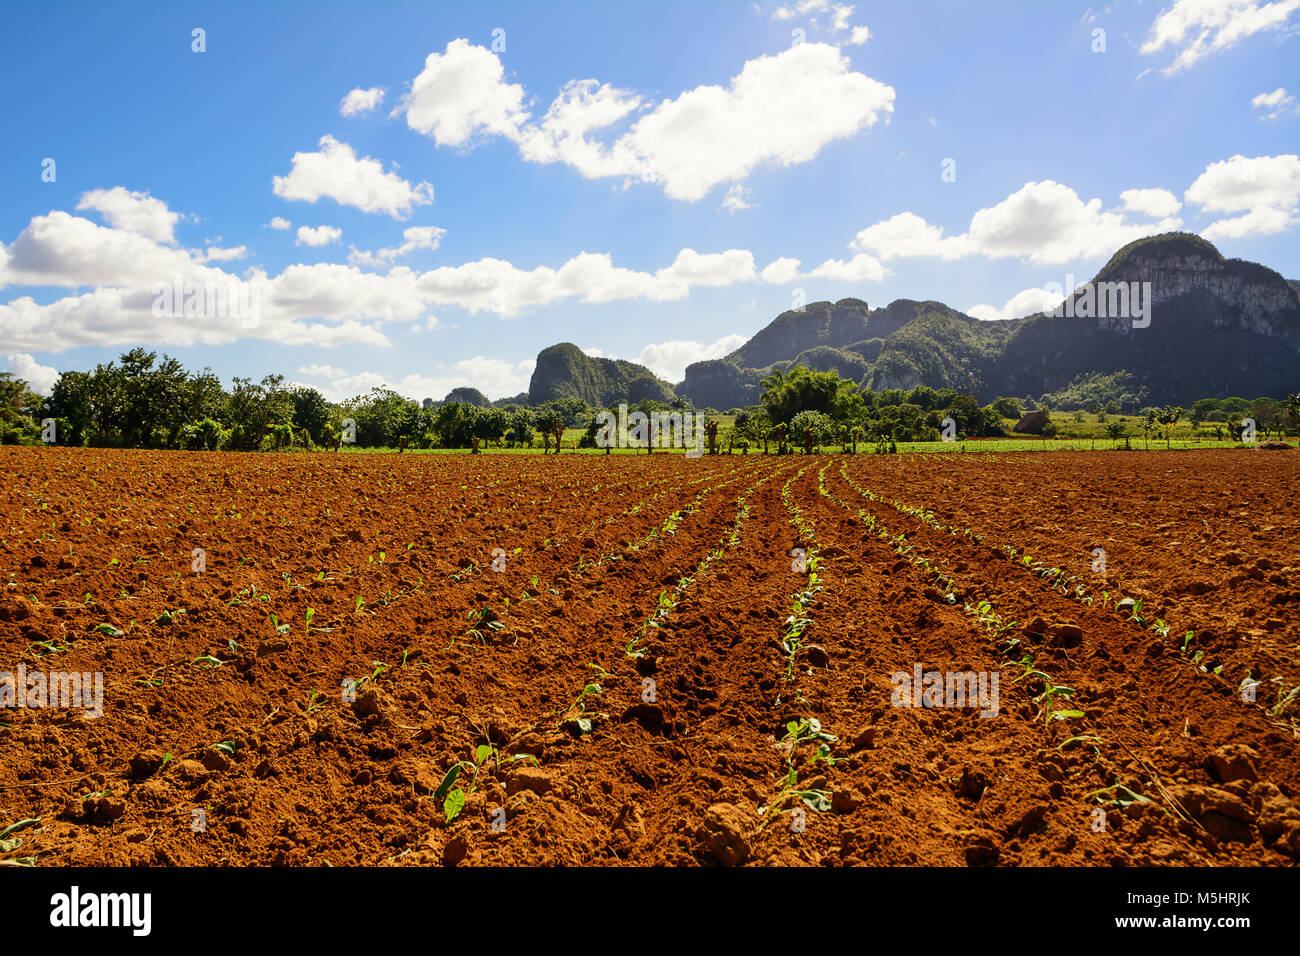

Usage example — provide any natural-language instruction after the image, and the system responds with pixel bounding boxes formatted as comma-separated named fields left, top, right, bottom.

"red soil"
left=1, top=447, right=1296, bottom=866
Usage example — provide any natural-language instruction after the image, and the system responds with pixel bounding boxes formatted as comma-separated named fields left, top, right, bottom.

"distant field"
left=342, top=437, right=1256, bottom=454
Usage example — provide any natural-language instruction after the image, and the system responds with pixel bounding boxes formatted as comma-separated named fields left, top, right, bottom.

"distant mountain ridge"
left=678, top=233, right=1300, bottom=409
left=492, top=233, right=1299, bottom=411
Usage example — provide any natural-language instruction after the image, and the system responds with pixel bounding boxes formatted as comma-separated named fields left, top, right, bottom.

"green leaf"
left=800, top=791, right=832, bottom=812
left=93, top=623, right=122, bottom=636
left=475, top=745, right=492, bottom=765
left=443, top=787, right=466, bottom=822
left=0, top=818, right=40, bottom=840
left=433, top=765, right=461, bottom=803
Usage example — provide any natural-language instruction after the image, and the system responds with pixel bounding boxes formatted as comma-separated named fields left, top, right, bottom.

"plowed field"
left=1, top=447, right=1297, bottom=867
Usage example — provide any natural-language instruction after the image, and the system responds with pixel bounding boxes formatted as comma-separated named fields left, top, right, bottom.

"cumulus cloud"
left=4, top=352, right=60, bottom=394
left=76, top=187, right=181, bottom=244
left=1119, top=188, right=1183, bottom=219
left=514, top=79, right=646, bottom=179
left=849, top=181, right=1184, bottom=265
left=297, top=363, right=347, bottom=378
left=0, top=190, right=786, bottom=354
left=200, top=245, right=249, bottom=262
left=295, top=225, right=342, bottom=247
left=340, top=86, right=385, bottom=116
left=1140, top=0, right=1300, bottom=74
left=311, top=357, right=536, bottom=403
left=772, top=1, right=830, bottom=19
left=272, top=135, right=434, bottom=218
left=614, top=43, right=894, bottom=200
left=396, top=38, right=530, bottom=146
left=966, top=287, right=1067, bottom=322
left=1186, top=153, right=1300, bottom=238
left=394, top=40, right=893, bottom=202
left=759, top=257, right=802, bottom=284
left=348, top=225, right=446, bottom=267
left=267, top=217, right=291, bottom=230
left=1251, top=86, right=1298, bottom=118
left=633, top=333, right=749, bottom=382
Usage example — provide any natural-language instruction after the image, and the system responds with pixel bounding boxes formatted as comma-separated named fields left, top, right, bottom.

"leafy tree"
left=290, top=387, right=331, bottom=446
left=789, top=410, right=836, bottom=451
left=760, top=365, right=861, bottom=424
left=0, top=372, right=40, bottom=444
left=224, top=375, right=295, bottom=451
left=989, top=396, right=1022, bottom=419
left=505, top=407, right=535, bottom=447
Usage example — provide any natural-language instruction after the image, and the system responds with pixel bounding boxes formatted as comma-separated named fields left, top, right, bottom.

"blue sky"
left=2, top=0, right=1297, bottom=400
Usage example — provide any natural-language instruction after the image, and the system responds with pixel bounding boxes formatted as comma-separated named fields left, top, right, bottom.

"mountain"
left=528, top=343, right=675, bottom=407
left=443, top=386, right=490, bottom=406
left=675, top=233, right=1300, bottom=409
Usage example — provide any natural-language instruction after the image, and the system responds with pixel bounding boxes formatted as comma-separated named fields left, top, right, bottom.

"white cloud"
left=850, top=212, right=972, bottom=260
left=1140, top=0, right=1300, bottom=74
left=348, top=225, right=446, bottom=267
left=633, top=333, right=749, bottom=382
left=1251, top=86, right=1298, bottom=118
left=1186, top=153, right=1300, bottom=238
left=267, top=217, right=292, bottom=230
left=200, top=245, right=249, bottom=262
left=1119, top=188, right=1183, bottom=219
left=759, top=257, right=802, bottom=284
left=616, top=43, right=894, bottom=201
left=272, top=135, right=434, bottom=218
left=296, top=225, right=342, bottom=247
left=581, top=346, right=605, bottom=357
left=721, top=184, right=755, bottom=213
left=4, top=353, right=59, bottom=394
left=313, top=357, right=536, bottom=403
left=772, top=0, right=830, bottom=18
left=807, top=252, right=889, bottom=282
left=966, top=286, right=1066, bottom=321
left=297, top=364, right=347, bottom=378
left=396, top=38, right=529, bottom=146
left=848, top=25, right=871, bottom=44
left=849, top=181, right=1184, bottom=265
left=396, top=40, right=893, bottom=202
left=514, top=79, right=645, bottom=179
left=76, top=187, right=181, bottom=244
left=0, top=194, right=782, bottom=354
left=340, top=86, right=385, bottom=116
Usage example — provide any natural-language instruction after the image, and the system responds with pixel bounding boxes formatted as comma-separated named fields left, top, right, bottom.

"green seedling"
left=0, top=818, right=40, bottom=854
left=434, top=744, right=498, bottom=823
left=759, top=718, right=839, bottom=827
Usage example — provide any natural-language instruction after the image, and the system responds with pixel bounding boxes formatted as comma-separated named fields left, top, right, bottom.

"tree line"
left=1, top=349, right=1293, bottom=451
